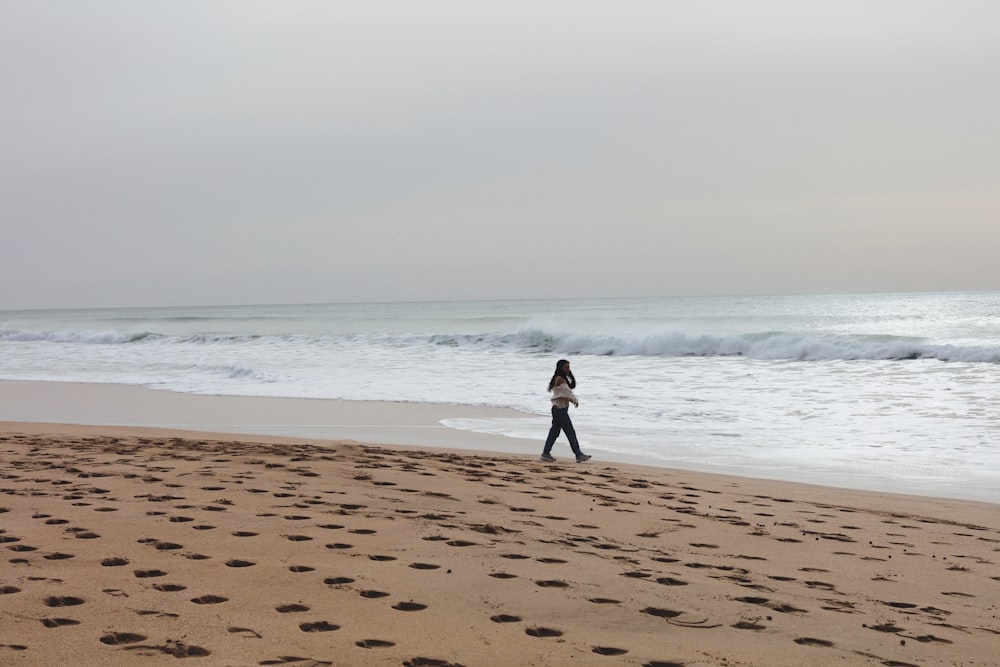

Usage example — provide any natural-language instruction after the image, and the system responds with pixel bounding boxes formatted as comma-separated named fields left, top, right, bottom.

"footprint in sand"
left=125, top=640, right=211, bottom=658
left=881, top=601, right=919, bottom=609
left=684, top=562, right=714, bottom=570
left=99, top=632, right=147, bottom=645
left=732, top=621, right=767, bottom=630
left=300, top=621, right=340, bottom=632
left=225, top=559, right=255, bottom=568
left=359, top=590, right=390, bottom=599
left=794, top=637, right=834, bottom=647
left=356, top=639, right=395, bottom=648
left=154, top=541, right=183, bottom=551
left=191, top=595, right=228, bottom=604
left=276, top=603, right=310, bottom=613
left=324, top=577, right=355, bottom=585
left=656, top=577, right=689, bottom=586
left=74, top=531, right=100, bottom=539
left=820, top=599, right=859, bottom=613
left=392, top=602, right=428, bottom=612
left=41, top=618, right=81, bottom=628
left=593, top=647, right=629, bottom=656
left=641, top=607, right=682, bottom=620
left=227, top=627, right=262, bottom=638
left=489, top=572, right=517, bottom=579
left=44, top=596, right=85, bottom=607
left=409, top=563, right=441, bottom=570
left=735, top=596, right=808, bottom=614
left=525, top=627, right=563, bottom=638
left=134, top=609, right=179, bottom=619
left=490, top=614, right=521, bottom=623
left=134, top=569, right=167, bottom=578
left=152, top=584, right=187, bottom=592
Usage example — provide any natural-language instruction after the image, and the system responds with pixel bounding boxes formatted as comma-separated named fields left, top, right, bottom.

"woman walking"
left=540, top=359, right=591, bottom=463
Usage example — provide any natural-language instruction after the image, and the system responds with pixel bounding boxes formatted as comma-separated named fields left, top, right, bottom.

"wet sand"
left=0, top=381, right=535, bottom=451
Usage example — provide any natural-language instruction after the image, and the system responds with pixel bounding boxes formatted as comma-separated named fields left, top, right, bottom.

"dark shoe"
left=539, top=454, right=556, bottom=462
left=576, top=454, right=591, bottom=463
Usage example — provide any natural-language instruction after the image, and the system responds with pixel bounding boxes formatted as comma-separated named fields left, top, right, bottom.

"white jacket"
left=550, top=383, right=578, bottom=409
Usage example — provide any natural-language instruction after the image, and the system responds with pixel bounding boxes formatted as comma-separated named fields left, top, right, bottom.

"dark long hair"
left=548, top=359, right=576, bottom=391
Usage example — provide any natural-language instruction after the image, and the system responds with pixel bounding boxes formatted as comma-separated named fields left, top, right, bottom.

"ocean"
left=2, top=292, right=998, bottom=503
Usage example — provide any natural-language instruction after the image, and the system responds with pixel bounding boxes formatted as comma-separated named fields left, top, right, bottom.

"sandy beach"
left=2, top=414, right=999, bottom=665
left=6, top=0, right=999, bottom=662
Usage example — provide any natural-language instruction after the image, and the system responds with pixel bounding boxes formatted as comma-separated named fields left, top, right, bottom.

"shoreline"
left=1, top=422, right=998, bottom=665
left=1, top=379, right=996, bottom=506
left=0, top=380, right=537, bottom=451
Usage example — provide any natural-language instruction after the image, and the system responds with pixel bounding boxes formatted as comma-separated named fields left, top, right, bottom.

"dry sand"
left=1, top=422, right=998, bottom=666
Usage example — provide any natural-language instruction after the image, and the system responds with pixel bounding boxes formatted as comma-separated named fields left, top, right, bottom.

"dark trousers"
left=543, top=406, right=581, bottom=456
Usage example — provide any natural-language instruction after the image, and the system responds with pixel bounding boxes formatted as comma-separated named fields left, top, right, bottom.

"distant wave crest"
left=0, top=329, right=160, bottom=344
left=0, top=329, right=310, bottom=347
left=512, top=328, right=1000, bottom=363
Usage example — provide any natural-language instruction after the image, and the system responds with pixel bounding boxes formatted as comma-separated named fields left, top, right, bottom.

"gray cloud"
left=2, top=1, right=998, bottom=308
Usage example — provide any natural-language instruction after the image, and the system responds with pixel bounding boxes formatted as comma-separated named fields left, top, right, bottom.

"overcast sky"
left=2, top=1, right=998, bottom=309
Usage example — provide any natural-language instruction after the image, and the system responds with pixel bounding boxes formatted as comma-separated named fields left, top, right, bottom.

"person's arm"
left=551, top=382, right=579, bottom=407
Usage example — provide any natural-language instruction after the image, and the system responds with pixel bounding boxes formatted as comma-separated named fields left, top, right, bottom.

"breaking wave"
left=507, top=328, right=1000, bottom=363
left=0, top=329, right=161, bottom=344
left=4, top=325, right=999, bottom=364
